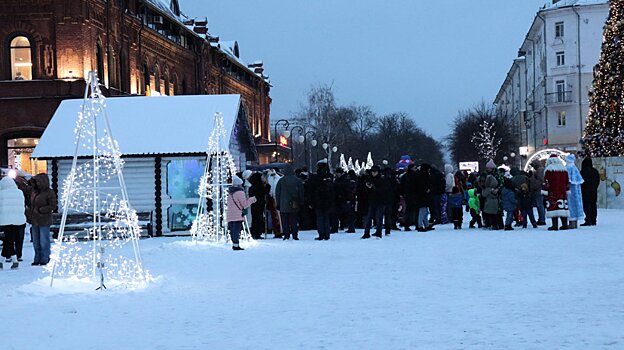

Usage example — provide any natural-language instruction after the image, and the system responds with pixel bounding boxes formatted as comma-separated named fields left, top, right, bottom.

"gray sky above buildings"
left=181, top=0, right=546, bottom=139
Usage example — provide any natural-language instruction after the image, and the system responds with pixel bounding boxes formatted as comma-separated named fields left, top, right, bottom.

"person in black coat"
left=580, top=156, right=600, bottom=226
left=361, top=165, right=390, bottom=239
left=415, top=164, right=433, bottom=232
left=248, top=172, right=267, bottom=239
left=399, top=164, right=418, bottom=231
left=308, top=160, right=335, bottom=240
left=383, top=167, right=400, bottom=235
left=332, top=168, right=356, bottom=233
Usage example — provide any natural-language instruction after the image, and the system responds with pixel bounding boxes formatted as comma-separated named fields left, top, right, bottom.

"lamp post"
left=273, top=119, right=289, bottom=162
left=304, top=130, right=316, bottom=170
left=288, top=125, right=305, bottom=166
left=321, top=141, right=338, bottom=170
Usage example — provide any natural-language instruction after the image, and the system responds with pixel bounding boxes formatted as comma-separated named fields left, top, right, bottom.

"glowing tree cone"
left=49, top=71, right=148, bottom=290
left=365, top=152, right=374, bottom=170
left=190, top=112, right=252, bottom=244
left=347, top=157, right=354, bottom=171
left=339, top=154, right=348, bottom=170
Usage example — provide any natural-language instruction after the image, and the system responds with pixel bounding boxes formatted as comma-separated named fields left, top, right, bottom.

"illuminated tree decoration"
left=49, top=71, right=148, bottom=290
left=581, top=0, right=624, bottom=157
left=190, top=112, right=251, bottom=244
left=471, top=120, right=501, bottom=161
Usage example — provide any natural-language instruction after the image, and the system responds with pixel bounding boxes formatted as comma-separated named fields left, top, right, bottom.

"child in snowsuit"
left=517, top=183, right=538, bottom=228
left=466, top=183, right=482, bottom=228
left=227, top=175, right=257, bottom=250
left=448, top=186, right=464, bottom=229
left=502, top=178, right=518, bottom=231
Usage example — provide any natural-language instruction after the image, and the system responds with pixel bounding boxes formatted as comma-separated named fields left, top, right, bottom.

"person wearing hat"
left=361, top=165, right=389, bottom=239
left=332, top=167, right=356, bottom=234
left=227, top=175, right=257, bottom=250
left=309, top=159, right=334, bottom=240
left=275, top=164, right=304, bottom=240
left=542, top=154, right=569, bottom=231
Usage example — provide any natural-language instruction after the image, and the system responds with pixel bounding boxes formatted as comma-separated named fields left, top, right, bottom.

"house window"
left=555, top=22, right=564, bottom=38
left=556, top=51, right=565, bottom=66
left=556, top=80, right=566, bottom=102
left=10, top=36, right=33, bottom=80
left=557, top=111, right=566, bottom=127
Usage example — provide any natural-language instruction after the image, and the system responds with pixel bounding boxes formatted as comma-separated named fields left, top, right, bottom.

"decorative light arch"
left=524, top=148, right=568, bottom=172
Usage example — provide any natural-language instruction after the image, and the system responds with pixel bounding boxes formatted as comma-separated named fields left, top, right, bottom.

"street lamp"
left=288, top=125, right=305, bottom=165
left=273, top=119, right=289, bottom=162
left=306, top=131, right=317, bottom=169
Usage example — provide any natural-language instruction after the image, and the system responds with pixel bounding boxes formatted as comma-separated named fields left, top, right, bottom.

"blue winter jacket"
left=501, top=187, right=517, bottom=212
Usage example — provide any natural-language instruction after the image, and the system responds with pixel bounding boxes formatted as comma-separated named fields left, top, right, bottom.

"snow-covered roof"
left=541, top=0, right=607, bottom=10
left=32, top=95, right=244, bottom=158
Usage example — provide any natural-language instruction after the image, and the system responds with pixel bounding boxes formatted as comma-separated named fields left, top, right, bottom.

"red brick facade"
left=0, top=0, right=272, bottom=168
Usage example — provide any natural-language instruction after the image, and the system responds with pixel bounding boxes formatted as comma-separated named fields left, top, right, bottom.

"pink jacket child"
left=226, top=175, right=256, bottom=250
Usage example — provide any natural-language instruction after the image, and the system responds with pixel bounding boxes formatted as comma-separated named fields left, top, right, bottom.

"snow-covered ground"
left=2, top=210, right=623, bottom=350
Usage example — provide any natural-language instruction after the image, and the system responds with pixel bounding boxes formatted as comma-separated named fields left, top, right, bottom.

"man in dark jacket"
left=275, top=165, right=305, bottom=240
left=309, top=160, right=334, bottom=240
left=580, top=156, right=600, bottom=226
left=332, top=168, right=356, bottom=233
left=400, top=164, right=418, bottom=231
left=361, top=165, right=389, bottom=239
left=27, top=174, right=57, bottom=266
left=248, top=172, right=267, bottom=239
left=416, top=164, right=433, bottom=232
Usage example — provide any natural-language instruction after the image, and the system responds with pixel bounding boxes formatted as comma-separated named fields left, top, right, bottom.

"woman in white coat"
left=0, top=176, right=27, bottom=269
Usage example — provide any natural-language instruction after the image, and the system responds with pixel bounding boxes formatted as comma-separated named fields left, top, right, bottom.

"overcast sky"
left=181, top=0, right=546, bottom=139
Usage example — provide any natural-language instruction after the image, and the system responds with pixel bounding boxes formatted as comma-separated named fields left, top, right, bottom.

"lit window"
left=556, top=51, right=565, bottom=66
left=10, top=36, right=33, bottom=80
left=555, top=22, right=564, bottom=38
left=558, top=111, right=566, bottom=127
left=7, top=138, right=47, bottom=174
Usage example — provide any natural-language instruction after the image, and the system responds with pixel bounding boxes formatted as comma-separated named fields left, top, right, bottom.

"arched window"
left=163, top=70, right=169, bottom=95
left=120, top=50, right=129, bottom=93
left=143, top=63, right=150, bottom=94
left=153, top=65, right=160, bottom=93
left=10, top=36, right=33, bottom=80
left=96, top=41, right=105, bottom=83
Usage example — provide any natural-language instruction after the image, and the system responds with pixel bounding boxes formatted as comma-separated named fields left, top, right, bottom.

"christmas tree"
left=49, top=71, right=148, bottom=290
left=190, top=112, right=251, bottom=244
left=581, top=0, right=624, bottom=157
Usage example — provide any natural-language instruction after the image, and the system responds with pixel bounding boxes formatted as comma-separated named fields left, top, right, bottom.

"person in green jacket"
left=465, top=182, right=482, bottom=228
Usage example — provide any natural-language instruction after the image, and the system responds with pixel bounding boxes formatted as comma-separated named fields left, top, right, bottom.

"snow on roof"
left=144, top=0, right=181, bottom=21
left=541, top=0, right=607, bottom=10
left=32, top=95, right=243, bottom=158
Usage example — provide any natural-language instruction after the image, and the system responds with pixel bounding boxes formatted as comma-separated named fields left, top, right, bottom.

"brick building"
left=0, top=0, right=273, bottom=173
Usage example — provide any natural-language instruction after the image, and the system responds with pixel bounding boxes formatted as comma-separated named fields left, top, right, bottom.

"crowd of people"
left=0, top=153, right=603, bottom=257
left=226, top=153, right=601, bottom=249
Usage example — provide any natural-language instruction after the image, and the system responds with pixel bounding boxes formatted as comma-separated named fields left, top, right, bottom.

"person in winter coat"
left=27, top=173, right=57, bottom=265
left=265, top=169, right=283, bottom=238
left=580, top=156, right=600, bottom=226
left=502, top=178, right=518, bottom=231
left=248, top=172, right=267, bottom=239
left=415, top=164, right=433, bottom=232
left=466, top=182, right=482, bottom=228
left=309, top=160, right=335, bottom=240
left=361, top=165, right=390, bottom=239
left=383, top=167, right=400, bottom=234
left=542, top=154, right=569, bottom=231
left=0, top=176, right=27, bottom=269
left=332, top=168, right=357, bottom=233
left=447, top=186, right=464, bottom=230
left=482, top=174, right=500, bottom=230
left=517, top=183, right=538, bottom=228
left=444, top=164, right=455, bottom=224
left=531, top=161, right=547, bottom=225
left=275, top=165, right=304, bottom=240
left=399, top=164, right=419, bottom=231
left=227, top=175, right=257, bottom=250
left=565, top=154, right=584, bottom=229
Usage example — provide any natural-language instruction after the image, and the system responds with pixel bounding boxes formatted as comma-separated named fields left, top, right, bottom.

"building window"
left=556, top=80, right=566, bottom=102
left=96, top=42, right=105, bottom=83
left=556, top=51, right=565, bottom=66
left=555, top=22, right=564, bottom=38
left=7, top=138, right=46, bottom=174
left=10, top=36, right=33, bottom=80
left=557, top=111, right=566, bottom=127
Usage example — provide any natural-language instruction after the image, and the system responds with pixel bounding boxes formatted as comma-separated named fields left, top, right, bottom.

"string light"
left=190, top=112, right=252, bottom=244
left=471, top=120, right=501, bottom=161
left=581, top=0, right=624, bottom=157
left=48, top=71, right=149, bottom=290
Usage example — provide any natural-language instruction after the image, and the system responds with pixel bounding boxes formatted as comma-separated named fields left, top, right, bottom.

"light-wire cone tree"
left=49, top=71, right=148, bottom=290
left=581, top=0, right=624, bottom=157
left=190, top=112, right=251, bottom=244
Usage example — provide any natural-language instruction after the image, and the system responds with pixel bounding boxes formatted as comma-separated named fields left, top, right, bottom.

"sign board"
left=459, top=161, right=479, bottom=174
